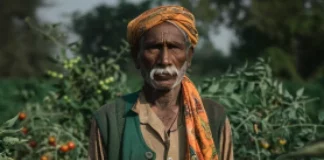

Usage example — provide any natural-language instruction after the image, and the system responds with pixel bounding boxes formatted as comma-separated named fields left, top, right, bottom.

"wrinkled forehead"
left=141, top=22, right=188, bottom=43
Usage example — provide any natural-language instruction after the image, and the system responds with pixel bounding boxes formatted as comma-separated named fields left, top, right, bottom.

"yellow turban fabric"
left=127, top=5, right=199, bottom=49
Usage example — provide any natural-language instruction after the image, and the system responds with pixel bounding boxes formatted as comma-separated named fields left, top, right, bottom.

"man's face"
left=136, top=22, right=193, bottom=90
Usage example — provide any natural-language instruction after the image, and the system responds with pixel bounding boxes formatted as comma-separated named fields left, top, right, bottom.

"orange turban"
left=127, top=5, right=199, bottom=49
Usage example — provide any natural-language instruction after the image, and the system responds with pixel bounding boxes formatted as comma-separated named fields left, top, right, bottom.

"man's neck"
left=142, top=83, right=181, bottom=109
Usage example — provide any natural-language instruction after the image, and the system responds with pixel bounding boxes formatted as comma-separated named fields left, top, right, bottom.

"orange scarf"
left=182, top=76, right=218, bottom=160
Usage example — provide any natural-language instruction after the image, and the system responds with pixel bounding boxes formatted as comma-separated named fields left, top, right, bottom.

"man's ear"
left=131, top=48, right=140, bottom=69
left=187, top=47, right=194, bottom=67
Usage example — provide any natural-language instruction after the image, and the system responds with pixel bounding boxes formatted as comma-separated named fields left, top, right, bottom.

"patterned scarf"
left=182, top=76, right=218, bottom=160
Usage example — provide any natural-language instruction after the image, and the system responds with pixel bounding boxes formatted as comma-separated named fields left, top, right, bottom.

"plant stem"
left=271, top=124, right=324, bottom=128
left=250, top=133, right=261, bottom=160
left=234, top=110, right=256, bottom=131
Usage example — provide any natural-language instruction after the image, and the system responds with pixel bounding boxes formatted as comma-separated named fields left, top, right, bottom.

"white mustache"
left=149, top=66, right=179, bottom=80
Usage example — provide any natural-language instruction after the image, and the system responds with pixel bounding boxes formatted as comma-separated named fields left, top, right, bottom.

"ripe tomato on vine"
left=18, top=112, right=26, bottom=120
left=48, top=136, right=56, bottom=146
left=67, top=141, right=76, bottom=150
left=21, top=127, right=28, bottom=135
left=40, top=155, right=48, bottom=160
left=59, top=145, right=69, bottom=153
left=29, top=140, right=37, bottom=148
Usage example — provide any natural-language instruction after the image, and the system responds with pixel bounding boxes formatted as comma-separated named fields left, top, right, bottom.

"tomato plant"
left=200, top=58, right=324, bottom=159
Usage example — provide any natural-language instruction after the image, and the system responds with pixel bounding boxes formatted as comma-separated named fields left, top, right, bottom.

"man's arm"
left=88, top=119, right=106, bottom=160
left=219, top=117, right=234, bottom=160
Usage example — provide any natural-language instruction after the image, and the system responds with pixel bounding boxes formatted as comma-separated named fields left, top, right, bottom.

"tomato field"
left=1, top=21, right=324, bottom=160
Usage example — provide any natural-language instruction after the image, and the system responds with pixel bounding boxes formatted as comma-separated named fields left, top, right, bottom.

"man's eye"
left=168, top=44, right=182, bottom=49
left=146, top=45, right=160, bottom=49
left=168, top=44, right=178, bottom=49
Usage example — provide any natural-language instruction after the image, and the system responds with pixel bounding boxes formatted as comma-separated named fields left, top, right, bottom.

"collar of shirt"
left=131, top=91, right=184, bottom=140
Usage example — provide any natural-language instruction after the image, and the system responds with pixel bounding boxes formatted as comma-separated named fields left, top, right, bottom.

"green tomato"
left=52, top=72, right=58, bottom=77
left=99, top=80, right=104, bottom=85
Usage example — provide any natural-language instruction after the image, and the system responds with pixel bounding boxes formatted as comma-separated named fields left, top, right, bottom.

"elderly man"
left=88, top=5, right=234, bottom=160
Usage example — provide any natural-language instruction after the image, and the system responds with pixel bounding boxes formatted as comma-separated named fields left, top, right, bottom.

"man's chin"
left=149, top=80, right=178, bottom=91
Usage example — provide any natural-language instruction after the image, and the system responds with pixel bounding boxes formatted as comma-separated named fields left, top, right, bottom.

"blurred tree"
left=0, top=0, right=56, bottom=78
left=71, top=0, right=151, bottom=59
left=208, top=0, right=324, bottom=81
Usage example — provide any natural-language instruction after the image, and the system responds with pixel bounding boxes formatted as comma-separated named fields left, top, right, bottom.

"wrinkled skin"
left=135, top=22, right=193, bottom=91
left=132, top=22, right=194, bottom=129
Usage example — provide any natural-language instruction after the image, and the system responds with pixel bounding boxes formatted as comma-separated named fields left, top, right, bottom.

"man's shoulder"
left=201, top=97, right=226, bottom=115
left=94, top=91, right=140, bottom=115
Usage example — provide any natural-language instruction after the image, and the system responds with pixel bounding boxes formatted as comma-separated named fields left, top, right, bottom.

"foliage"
left=0, top=79, right=54, bottom=124
left=0, top=115, right=28, bottom=160
left=1, top=52, right=323, bottom=159
left=200, top=58, right=324, bottom=160
left=0, top=22, right=130, bottom=159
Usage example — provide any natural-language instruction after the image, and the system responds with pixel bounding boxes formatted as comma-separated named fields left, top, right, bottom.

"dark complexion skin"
left=133, top=22, right=194, bottom=131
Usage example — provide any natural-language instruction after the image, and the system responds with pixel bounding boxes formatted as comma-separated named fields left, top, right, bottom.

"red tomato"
left=48, top=136, right=56, bottom=146
left=29, top=140, right=37, bottom=148
left=21, top=127, right=28, bottom=135
left=18, top=112, right=26, bottom=120
left=59, top=145, right=69, bottom=153
left=40, top=155, right=48, bottom=160
left=67, top=141, right=76, bottom=150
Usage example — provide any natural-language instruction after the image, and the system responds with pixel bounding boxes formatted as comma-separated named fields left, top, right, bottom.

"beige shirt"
left=88, top=93, right=234, bottom=160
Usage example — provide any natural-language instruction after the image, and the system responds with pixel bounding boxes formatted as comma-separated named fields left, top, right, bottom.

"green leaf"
left=208, top=83, right=219, bottom=93
left=260, top=83, right=268, bottom=91
left=247, top=82, right=255, bottom=92
left=288, top=109, right=296, bottom=119
left=257, top=57, right=265, bottom=62
left=273, top=80, right=278, bottom=87
left=197, top=86, right=202, bottom=93
left=220, top=98, right=232, bottom=108
left=101, top=64, right=106, bottom=73
left=284, top=90, right=293, bottom=99
left=319, top=110, right=324, bottom=122
left=296, top=87, right=304, bottom=97
left=255, top=66, right=264, bottom=70
left=230, top=94, right=244, bottom=105
left=120, top=73, right=127, bottom=83
left=278, top=83, right=283, bottom=95
left=75, top=67, right=81, bottom=74
left=2, top=137, right=27, bottom=147
left=101, top=46, right=109, bottom=51
left=244, top=72, right=254, bottom=76
left=1, top=115, right=18, bottom=129
left=224, top=83, right=236, bottom=93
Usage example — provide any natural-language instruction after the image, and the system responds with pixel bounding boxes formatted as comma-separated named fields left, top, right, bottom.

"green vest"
left=93, top=91, right=226, bottom=160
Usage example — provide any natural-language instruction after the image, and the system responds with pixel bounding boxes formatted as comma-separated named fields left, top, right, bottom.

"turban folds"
left=127, top=5, right=199, bottom=49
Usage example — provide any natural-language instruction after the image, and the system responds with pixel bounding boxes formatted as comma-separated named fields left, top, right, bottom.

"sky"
left=36, top=0, right=236, bottom=56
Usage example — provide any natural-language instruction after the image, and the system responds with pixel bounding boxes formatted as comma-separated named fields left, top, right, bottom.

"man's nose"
left=158, top=45, right=171, bottom=66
